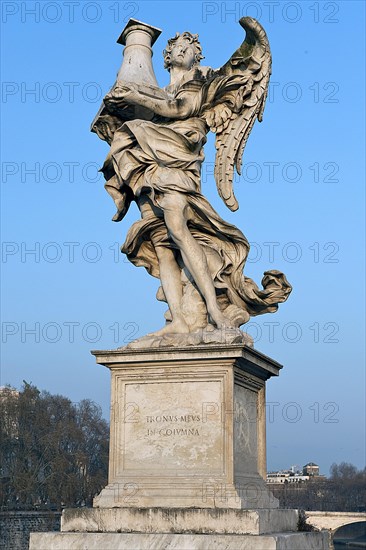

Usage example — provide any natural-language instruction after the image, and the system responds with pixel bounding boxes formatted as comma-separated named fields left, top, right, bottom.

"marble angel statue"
left=93, top=17, right=292, bottom=347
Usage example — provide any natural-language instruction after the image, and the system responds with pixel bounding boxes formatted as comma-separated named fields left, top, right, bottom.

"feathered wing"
left=206, top=17, right=272, bottom=211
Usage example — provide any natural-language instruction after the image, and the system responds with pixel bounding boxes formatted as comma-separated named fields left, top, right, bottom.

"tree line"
left=0, top=382, right=109, bottom=510
left=270, top=463, right=366, bottom=512
left=1, top=382, right=364, bottom=513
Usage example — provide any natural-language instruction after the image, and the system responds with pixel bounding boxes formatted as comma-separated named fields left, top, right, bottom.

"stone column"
left=91, top=18, right=161, bottom=134
left=116, top=19, right=161, bottom=86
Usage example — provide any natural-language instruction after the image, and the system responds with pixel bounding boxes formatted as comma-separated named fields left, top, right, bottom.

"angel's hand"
left=104, top=81, right=139, bottom=106
left=115, top=81, right=139, bottom=97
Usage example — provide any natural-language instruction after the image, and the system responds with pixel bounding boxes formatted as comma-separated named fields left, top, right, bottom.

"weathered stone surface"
left=125, top=327, right=254, bottom=349
left=91, top=344, right=281, bottom=509
left=61, top=507, right=298, bottom=535
left=30, top=531, right=331, bottom=549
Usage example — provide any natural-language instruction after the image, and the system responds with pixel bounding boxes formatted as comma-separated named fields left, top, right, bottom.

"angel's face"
left=169, top=38, right=196, bottom=70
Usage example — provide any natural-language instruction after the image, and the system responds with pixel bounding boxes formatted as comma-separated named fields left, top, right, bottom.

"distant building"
left=267, top=470, right=309, bottom=484
left=267, top=462, right=323, bottom=484
left=0, top=386, right=20, bottom=431
left=0, top=386, right=19, bottom=398
left=303, top=462, right=320, bottom=476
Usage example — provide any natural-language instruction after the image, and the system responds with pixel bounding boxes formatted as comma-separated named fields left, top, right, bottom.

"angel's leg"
left=138, top=195, right=189, bottom=335
left=161, top=192, right=233, bottom=329
left=152, top=243, right=189, bottom=335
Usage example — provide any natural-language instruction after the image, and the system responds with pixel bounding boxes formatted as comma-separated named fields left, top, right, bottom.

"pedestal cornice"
left=91, top=344, right=282, bottom=382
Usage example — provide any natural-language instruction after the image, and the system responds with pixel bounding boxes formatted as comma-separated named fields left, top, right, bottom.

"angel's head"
left=163, top=32, right=204, bottom=71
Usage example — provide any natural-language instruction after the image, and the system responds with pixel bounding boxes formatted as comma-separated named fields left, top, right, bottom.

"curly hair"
left=163, top=32, right=204, bottom=71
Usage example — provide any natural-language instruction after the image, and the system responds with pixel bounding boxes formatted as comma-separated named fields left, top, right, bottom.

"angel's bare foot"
left=148, top=317, right=190, bottom=337
left=209, top=310, right=235, bottom=330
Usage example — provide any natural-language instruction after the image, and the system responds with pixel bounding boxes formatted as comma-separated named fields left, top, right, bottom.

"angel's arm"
left=104, top=82, right=196, bottom=120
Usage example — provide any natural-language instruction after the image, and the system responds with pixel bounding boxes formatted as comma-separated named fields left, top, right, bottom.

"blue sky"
left=1, top=0, right=365, bottom=475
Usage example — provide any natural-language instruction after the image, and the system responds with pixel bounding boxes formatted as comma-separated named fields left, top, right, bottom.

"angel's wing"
left=207, top=17, right=272, bottom=211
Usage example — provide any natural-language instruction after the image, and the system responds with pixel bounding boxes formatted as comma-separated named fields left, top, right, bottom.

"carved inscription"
left=122, top=380, right=223, bottom=471
left=147, top=428, right=200, bottom=436
left=146, top=415, right=201, bottom=422
left=146, top=413, right=202, bottom=436
left=146, top=414, right=201, bottom=436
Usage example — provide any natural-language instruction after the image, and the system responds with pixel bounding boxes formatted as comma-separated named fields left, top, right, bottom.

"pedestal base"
left=29, top=345, right=331, bottom=549
left=30, top=530, right=331, bottom=549
left=60, top=507, right=299, bottom=535
left=30, top=507, right=331, bottom=549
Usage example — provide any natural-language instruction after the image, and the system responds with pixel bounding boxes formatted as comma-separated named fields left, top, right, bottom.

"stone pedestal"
left=92, top=344, right=279, bottom=510
left=29, top=344, right=331, bottom=549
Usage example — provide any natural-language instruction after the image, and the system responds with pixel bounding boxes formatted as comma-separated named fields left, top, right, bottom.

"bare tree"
left=0, top=383, right=109, bottom=510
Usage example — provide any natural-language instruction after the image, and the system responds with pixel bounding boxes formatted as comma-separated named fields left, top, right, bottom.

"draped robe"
left=102, top=68, right=291, bottom=326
